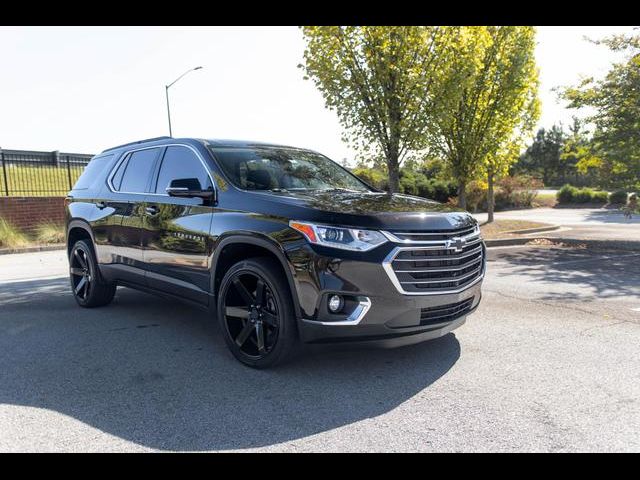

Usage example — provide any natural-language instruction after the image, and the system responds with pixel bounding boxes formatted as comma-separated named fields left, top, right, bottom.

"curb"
left=0, top=244, right=65, bottom=256
left=501, top=224, right=560, bottom=235
left=484, top=237, right=533, bottom=247
left=485, top=236, right=640, bottom=251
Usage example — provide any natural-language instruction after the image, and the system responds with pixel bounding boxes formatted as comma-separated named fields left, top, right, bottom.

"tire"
left=217, top=257, right=298, bottom=368
left=69, top=239, right=116, bottom=308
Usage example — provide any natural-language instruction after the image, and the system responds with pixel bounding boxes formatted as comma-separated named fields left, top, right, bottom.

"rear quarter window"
left=73, top=154, right=114, bottom=190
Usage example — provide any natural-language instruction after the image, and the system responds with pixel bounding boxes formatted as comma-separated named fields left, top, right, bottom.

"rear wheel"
left=217, top=257, right=298, bottom=368
left=69, top=239, right=116, bottom=308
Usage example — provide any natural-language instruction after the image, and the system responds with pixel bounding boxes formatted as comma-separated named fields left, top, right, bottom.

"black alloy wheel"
left=218, top=258, right=297, bottom=368
left=70, top=246, right=92, bottom=301
left=69, top=239, right=116, bottom=308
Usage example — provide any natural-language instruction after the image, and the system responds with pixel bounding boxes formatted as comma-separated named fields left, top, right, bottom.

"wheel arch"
left=211, top=234, right=302, bottom=321
left=66, top=219, right=96, bottom=256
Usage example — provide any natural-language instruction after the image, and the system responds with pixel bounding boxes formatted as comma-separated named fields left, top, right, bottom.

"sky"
left=0, top=26, right=636, bottom=163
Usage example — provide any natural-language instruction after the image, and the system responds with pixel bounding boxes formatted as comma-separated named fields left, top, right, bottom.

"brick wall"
left=0, top=197, right=66, bottom=234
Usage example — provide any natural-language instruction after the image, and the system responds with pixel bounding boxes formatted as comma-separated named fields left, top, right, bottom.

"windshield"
left=209, top=146, right=371, bottom=193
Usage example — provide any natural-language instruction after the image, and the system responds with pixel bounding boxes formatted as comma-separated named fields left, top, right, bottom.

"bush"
left=496, top=175, right=542, bottom=208
left=399, top=170, right=418, bottom=195
left=35, top=223, right=65, bottom=244
left=430, top=180, right=457, bottom=203
left=591, top=191, right=609, bottom=203
left=574, top=188, right=595, bottom=203
left=557, top=184, right=608, bottom=204
left=0, top=218, right=29, bottom=249
left=466, top=180, right=488, bottom=212
left=609, top=190, right=628, bottom=205
left=557, top=184, right=578, bottom=204
left=353, top=168, right=388, bottom=191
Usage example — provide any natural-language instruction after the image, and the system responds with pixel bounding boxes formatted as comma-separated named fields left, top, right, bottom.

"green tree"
left=516, top=125, right=566, bottom=185
left=299, top=26, right=458, bottom=192
left=560, top=118, right=603, bottom=185
left=428, top=26, right=540, bottom=219
left=561, top=31, right=640, bottom=188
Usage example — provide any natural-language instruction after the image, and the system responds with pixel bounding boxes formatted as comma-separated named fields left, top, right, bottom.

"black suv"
left=65, top=136, right=485, bottom=368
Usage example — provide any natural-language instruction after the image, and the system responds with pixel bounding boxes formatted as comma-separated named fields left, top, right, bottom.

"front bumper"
left=287, top=241, right=484, bottom=346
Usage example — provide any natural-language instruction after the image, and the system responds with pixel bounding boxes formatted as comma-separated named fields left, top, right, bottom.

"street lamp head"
left=165, top=65, right=204, bottom=137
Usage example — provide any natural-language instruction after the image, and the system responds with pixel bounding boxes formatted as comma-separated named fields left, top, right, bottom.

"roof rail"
left=101, top=136, right=172, bottom=153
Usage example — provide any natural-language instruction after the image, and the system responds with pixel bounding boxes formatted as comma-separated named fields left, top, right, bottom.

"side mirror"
left=166, top=178, right=215, bottom=200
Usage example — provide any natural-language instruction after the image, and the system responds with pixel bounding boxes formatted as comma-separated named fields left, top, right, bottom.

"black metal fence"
left=0, top=148, right=94, bottom=196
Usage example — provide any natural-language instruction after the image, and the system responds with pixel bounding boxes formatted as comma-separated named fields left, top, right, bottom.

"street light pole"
left=165, top=66, right=203, bottom=137
left=165, top=85, right=173, bottom=137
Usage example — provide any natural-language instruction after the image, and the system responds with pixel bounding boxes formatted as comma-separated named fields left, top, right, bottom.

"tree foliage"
left=299, top=26, right=459, bottom=192
left=561, top=30, right=640, bottom=188
left=300, top=26, right=540, bottom=213
left=427, top=26, right=540, bottom=220
left=517, top=124, right=566, bottom=184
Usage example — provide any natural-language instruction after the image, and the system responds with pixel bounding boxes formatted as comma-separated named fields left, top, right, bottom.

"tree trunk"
left=458, top=182, right=467, bottom=210
left=487, top=171, right=495, bottom=223
left=387, top=150, right=400, bottom=193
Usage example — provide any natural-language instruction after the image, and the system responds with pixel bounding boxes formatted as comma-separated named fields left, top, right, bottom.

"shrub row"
left=399, top=177, right=458, bottom=203
left=352, top=167, right=458, bottom=203
left=608, top=190, right=629, bottom=205
left=465, top=175, right=542, bottom=212
left=557, top=185, right=631, bottom=205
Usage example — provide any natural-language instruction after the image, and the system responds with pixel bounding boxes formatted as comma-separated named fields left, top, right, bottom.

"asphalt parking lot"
left=1, top=246, right=639, bottom=452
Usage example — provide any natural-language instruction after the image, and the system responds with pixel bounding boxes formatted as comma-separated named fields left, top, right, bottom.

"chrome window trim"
left=106, top=143, right=216, bottom=198
left=382, top=243, right=486, bottom=296
left=302, top=297, right=371, bottom=326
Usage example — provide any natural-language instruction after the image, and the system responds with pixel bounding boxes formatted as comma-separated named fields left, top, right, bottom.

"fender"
left=211, top=232, right=303, bottom=321
left=66, top=219, right=97, bottom=252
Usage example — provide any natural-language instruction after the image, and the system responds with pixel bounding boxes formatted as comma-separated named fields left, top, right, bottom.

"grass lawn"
left=480, top=219, right=552, bottom=239
left=1, top=165, right=84, bottom=196
left=533, top=192, right=557, bottom=208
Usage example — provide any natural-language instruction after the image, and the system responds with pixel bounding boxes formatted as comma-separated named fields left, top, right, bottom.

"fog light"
left=328, top=294, right=344, bottom=313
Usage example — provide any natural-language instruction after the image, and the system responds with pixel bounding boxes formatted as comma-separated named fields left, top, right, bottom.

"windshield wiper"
left=317, top=187, right=362, bottom=193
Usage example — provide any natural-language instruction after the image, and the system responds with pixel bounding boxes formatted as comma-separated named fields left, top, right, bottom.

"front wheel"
left=217, top=257, right=298, bottom=368
left=69, top=239, right=116, bottom=308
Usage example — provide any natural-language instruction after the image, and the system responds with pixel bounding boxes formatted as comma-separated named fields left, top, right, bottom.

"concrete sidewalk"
left=474, top=207, right=640, bottom=242
left=0, top=250, right=68, bottom=283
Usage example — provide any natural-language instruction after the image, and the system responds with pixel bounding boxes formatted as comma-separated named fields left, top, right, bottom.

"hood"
left=249, top=190, right=476, bottom=231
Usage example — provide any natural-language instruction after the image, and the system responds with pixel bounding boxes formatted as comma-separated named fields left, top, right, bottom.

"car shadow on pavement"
left=491, top=247, right=640, bottom=301
left=0, top=277, right=460, bottom=451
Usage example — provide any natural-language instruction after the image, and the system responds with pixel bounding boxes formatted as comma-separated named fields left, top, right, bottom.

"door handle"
left=95, top=201, right=107, bottom=209
left=145, top=205, right=159, bottom=215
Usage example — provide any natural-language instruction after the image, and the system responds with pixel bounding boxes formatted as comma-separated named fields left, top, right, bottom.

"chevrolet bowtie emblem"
left=446, top=237, right=466, bottom=252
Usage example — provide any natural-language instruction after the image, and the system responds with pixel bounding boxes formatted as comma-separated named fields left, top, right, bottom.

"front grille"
left=389, top=225, right=478, bottom=242
left=420, top=298, right=474, bottom=326
left=382, top=225, right=485, bottom=294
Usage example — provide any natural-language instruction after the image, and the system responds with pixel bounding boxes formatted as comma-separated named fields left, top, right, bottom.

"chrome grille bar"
left=382, top=224, right=486, bottom=295
left=398, top=266, right=482, bottom=285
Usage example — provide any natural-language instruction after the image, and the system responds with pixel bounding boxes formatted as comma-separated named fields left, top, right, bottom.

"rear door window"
left=154, top=146, right=212, bottom=193
left=117, top=148, right=160, bottom=193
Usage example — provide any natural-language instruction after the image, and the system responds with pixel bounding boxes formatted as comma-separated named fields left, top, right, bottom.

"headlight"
left=289, top=221, right=387, bottom=252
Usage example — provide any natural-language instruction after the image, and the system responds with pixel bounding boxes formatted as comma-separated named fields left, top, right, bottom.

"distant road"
left=474, top=207, right=640, bottom=242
